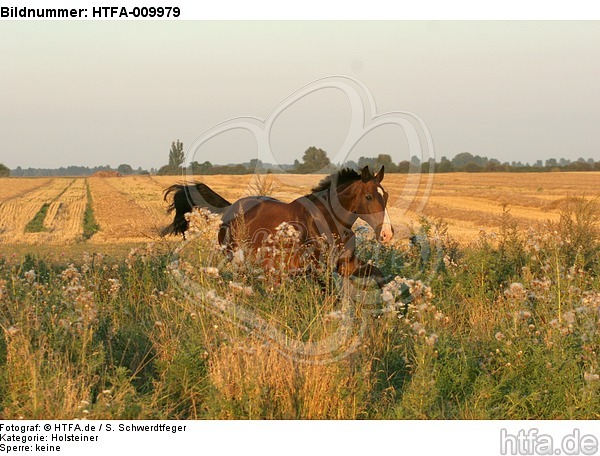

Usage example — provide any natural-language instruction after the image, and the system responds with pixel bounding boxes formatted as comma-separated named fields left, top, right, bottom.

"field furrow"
left=0, top=178, right=73, bottom=243
left=44, top=179, right=87, bottom=242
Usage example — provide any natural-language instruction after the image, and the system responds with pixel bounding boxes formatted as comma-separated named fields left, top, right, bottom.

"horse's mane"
left=309, top=168, right=362, bottom=194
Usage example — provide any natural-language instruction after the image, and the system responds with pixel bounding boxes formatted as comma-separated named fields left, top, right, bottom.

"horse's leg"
left=218, top=224, right=234, bottom=261
left=338, top=256, right=386, bottom=288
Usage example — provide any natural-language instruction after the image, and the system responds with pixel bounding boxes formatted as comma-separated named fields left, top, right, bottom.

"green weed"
left=24, top=203, right=50, bottom=233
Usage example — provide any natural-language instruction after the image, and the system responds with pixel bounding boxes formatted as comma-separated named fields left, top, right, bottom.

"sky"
left=1, top=21, right=599, bottom=169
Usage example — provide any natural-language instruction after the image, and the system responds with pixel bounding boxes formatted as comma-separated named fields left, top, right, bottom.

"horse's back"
left=221, top=196, right=282, bottom=226
left=220, top=196, right=314, bottom=247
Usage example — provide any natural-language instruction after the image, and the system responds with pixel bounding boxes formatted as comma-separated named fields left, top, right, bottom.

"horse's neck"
left=310, top=189, right=357, bottom=233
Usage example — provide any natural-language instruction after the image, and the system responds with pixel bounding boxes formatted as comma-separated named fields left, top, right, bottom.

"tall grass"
left=0, top=198, right=599, bottom=419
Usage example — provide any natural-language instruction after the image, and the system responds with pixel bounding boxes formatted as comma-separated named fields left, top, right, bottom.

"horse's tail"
left=161, top=182, right=232, bottom=236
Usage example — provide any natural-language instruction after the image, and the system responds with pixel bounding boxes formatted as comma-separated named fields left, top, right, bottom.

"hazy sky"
left=1, top=21, right=599, bottom=169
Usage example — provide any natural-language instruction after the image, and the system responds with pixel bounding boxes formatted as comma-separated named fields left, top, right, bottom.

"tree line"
left=6, top=164, right=153, bottom=177
left=2, top=143, right=598, bottom=178
left=158, top=142, right=600, bottom=175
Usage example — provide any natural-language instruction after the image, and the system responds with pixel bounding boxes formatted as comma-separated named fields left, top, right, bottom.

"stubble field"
left=1, top=172, right=598, bottom=247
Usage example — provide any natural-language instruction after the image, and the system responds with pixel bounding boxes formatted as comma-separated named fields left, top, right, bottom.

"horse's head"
left=345, top=166, right=394, bottom=243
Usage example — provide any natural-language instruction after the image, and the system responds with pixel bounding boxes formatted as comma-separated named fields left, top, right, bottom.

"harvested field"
left=0, top=172, right=598, bottom=244
left=107, top=175, right=174, bottom=221
left=0, top=177, right=52, bottom=203
left=0, top=178, right=74, bottom=243
left=404, top=172, right=600, bottom=240
left=87, top=176, right=168, bottom=243
left=36, top=179, right=87, bottom=243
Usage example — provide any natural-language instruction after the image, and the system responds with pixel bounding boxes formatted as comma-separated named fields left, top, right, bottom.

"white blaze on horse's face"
left=350, top=168, right=394, bottom=244
left=376, top=185, right=393, bottom=243
left=380, top=208, right=393, bottom=243
left=358, top=187, right=393, bottom=243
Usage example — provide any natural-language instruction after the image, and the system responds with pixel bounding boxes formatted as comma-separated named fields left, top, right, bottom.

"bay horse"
left=162, top=166, right=394, bottom=287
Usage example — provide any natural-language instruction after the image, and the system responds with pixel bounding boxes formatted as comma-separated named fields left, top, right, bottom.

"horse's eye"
left=365, top=194, right=373, bottom=201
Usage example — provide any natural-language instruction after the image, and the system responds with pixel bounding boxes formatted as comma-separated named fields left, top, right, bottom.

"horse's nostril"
left=381, top=230, right=392, bottom=242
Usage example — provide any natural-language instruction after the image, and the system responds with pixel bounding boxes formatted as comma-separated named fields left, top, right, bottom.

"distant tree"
left=0, top=163, right=10, bottom=177
left=474, top=155, right=489, bottom=167
left=248, top=159, right=263, bottom=171
left=451, top=152, right=475, bottom=169
left=566, top=161, right=593, bottom=171
left=117, top=164, right=133, bottom=175
left=410, top=155, right=421, bottom=166
left=157, top=165, right=172, bottom=175
left=559, top=157, right=570, bottom=167
left=464, top=162, right=482, bottom=173
left=408, top=155, right=423, bottom=173
left=374, top=154, right=398, bottom=173
left=158, top=140, right=186, bottom=175
left=169, top=140, right=185, bottom=169
left=437, top=157, right=454, bottom=173
left=485, top=160, right=507, bottom=172
left=296, top=147, right=332, bottom=173
left=210, top=164, right=249, bottom=175
left=397, top=161, right=410, bottom=173
left=421, top=159, right=434, bottom=173
left=189, top=161, right=213, bottom=174
left=358, top=156, right=377, bottom=169
left=545, top=158, right=558, bottom=168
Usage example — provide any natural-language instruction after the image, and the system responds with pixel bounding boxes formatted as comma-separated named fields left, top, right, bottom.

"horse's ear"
left=361, top=165, right=372, bottom=182
left=375, top=166, right=385, bottom=183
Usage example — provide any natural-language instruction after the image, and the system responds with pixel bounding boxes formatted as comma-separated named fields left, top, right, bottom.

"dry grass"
left=208, top=342, right=366, bottom=419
